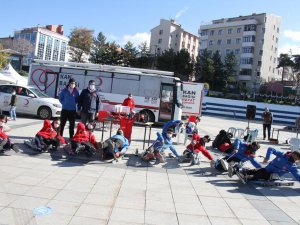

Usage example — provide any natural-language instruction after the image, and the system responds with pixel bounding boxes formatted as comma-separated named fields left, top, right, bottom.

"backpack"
left=212, top=130, right=232, bottom=148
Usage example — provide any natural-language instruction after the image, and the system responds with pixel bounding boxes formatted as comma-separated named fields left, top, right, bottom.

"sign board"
left=182, top=82, right=204, bottom=116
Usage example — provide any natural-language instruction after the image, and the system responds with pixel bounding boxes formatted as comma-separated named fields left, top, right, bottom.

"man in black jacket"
left=77, top=80, right=101, bottom=124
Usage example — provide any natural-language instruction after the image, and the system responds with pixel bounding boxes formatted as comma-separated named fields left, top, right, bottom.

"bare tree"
left=13, top=38, right=34, bottom=56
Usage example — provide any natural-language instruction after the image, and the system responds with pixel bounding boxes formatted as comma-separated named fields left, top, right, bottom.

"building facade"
left=14, top=25, right=69, bottom=65
left=150, top=19, right=199, bottom=61
left=199, top=13, right=281, bottom=92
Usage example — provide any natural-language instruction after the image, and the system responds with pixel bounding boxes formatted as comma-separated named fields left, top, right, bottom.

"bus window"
left=159, top=84, right=174, bottom=121
left=175, top=82, right=183, bottom=108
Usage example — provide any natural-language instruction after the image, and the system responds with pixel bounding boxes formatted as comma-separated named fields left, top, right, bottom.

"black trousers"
left=60, top=109, right=76, bottom=138
left=263, top=124, right=271, bottom=139
left=245, top=168, right=271, bottom=180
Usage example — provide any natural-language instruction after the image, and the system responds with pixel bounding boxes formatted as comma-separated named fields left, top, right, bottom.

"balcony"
left=200, top=35, right=208, bottom=40
left=240, top=64, right=253, bottom=69
left=243, top=31, right=256, bottom=36
left=242, top=42, right=255, bottom=47
left=238, top=75, right=252, bottom=81
left=241, top=53, right=254, bottom=58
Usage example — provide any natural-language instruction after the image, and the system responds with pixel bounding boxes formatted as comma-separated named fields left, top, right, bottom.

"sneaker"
left=43, top=144, right=52, bottom=152
left=11, top=144, right=19, bottom=153
left=236, top=171, right=247, bottom=184
left=157, top=153, right=166, bottom=163
left=210, top=160, right=216, bottom=169
left=75, top=145, right=85, bottom=154
left=228, top=165, right=235, bottom=178
left=220, top=159, right=229, bottom=171
left=168, top=153, right=175, bottom=158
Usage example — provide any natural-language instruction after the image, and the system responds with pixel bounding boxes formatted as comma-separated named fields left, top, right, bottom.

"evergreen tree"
left=224, top=52, right=237, bottom=87
left=90, top=32, right=109, bottom=64
left=211, top=51, right=224, bottom=89
left=123, top=41, right=138, bottom=67
left=194, top=49, right=214, bottom=83
left=174, top=49, right=193, bottom=81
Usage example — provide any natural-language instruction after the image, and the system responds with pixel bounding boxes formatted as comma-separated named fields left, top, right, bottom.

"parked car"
left=0, top=84, right=62, bottom=119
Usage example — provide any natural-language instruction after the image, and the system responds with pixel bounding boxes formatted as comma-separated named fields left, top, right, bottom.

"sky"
left=1, top=0, right=300, bottom=55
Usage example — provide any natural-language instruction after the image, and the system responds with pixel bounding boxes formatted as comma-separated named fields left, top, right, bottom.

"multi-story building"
left=199, top=13, right=281, bottom=92
left=13, top=25, right=69, bottom=65
left=150, top=19, right=199, bottom=61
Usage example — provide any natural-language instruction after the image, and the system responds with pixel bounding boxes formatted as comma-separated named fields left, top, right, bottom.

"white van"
left=0, top=84, right=62, bottom=119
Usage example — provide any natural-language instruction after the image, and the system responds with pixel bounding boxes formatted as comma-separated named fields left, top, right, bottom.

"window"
left=257, top=72, right=260, bottom=76
left=270, top=56, right=272, bottom=61
left=201, top=30, right=208, bottom=36
left=37, top=34, right=46, bottom=59
left=273, top=68, right=275, bottom=73
left=210, top=30, right=214, bottom=36
left=272, top=35, right=274, bottom=40
left=158, top=39, right=162, bottom=44
left=218, top=30, right=222, bottom=35
left=262, top=28, right=266, bottom=33
left=236, top=38, right=241, bottom=44
left=277, top=27, right=280, bottom=33
left=240, top=69, right=252, bottom=75
left=273, top=58, right=276, bottom=63
left=227, top=39, right=231, bottom=44
left=217, top=40, right=222, bottom=45
left=235, top=49, right=240, bottom=55
left=273, top=25, right=275, bottom=30
left=258, top=61, right=262, bottom=66
left=52, top=39, right=60, bottom=61
left=209, top=40, right=214, bottom=46
left=228, top=28, right=232, bottom=34
left=244, top=24, right=256, bottom=31
left=271, top=45, right=273, bottom=50
left=261, top=39, right=264, bottom=44
left=45, top=36, right=53, bottom=60
left=240, top=58, right=253, bottom=64
left=237, top=28, right=242, bottom=33
left=259, top=50, right=263, bottom=55
left=159, top=29, right=163, bottom=35
left=274, top=47, right=277, bottom=53
left=243, top=35, right=255, bottom=42
left=242, top=47, right=254, bottom=53
left=0, top=85, right=13, bottom=93
left=226, top=49, right=231, bottom=55
left=276, top=37, right=278, bottom=43
left=59, top=42, right=67, bottom=61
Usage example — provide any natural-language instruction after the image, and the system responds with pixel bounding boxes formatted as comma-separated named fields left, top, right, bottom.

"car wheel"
left=38, top=106, right=52, bottom=119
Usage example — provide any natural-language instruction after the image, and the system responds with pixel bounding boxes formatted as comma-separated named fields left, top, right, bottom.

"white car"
left=0, top=84, right=62, bottom=119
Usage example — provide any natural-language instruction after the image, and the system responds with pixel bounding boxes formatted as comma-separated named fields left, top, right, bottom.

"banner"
left=182, top=82, right=203, bottom=116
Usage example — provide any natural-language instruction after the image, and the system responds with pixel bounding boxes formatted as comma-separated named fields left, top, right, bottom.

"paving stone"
left=0, top=207, right=34, bottom=225
left=239, top=219, right=271, bottom=225
left=231, top=207, right=265, bottom=220
left=209, top=216, right=242, bottom=225
left=68, top=216, right=107, bottom=225
left=9, top=195, right=49, bottom=210
left=76, top=203, right=111, bottom=220
left=259, top=209, right=296, bottom=223
left=84, top=193, right=116, bottom=207
left=203, top=205, right=235, bottom=218
left=114, top=196, right=145, bottom=210
left=268, top=221, right=299, bottom=225
left=110, top=207, right=144, bottom=224
left=0, top=193, right=19, bottom=207
left=47, top=199, right=80, bottom=215
left=145, top=210, right=178, bottom=225
left=177, top=214, right=210, bottom=225
left=146, top=199, right=176, bottom=213
left=175, top=202, right=206, bottom=216
left=39, top=178, right=68, bottom=189
left=32, top=212, right=72, bottom=225
left=54, top=190, right=88, bottom=203
left=24, top=186, right=59, bottom=199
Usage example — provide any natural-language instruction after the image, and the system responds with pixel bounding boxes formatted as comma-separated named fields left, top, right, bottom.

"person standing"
left=122, top=93, right=135, bottom=112
left=77, top=80, right=101, bottom=124
left=59, top=78, right=79, bottom=138
left=9, top=89, right=17, bottom=121
left=261, top=107, right=273, bottom=140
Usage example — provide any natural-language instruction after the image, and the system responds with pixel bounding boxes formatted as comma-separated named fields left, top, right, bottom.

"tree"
left=224, top=52, right=237, bottom=87
left=156, top=49, right=176, bottom=72
left=0, top=44, right=9, bottom=69
left=90, top=32, right=109, bottom=64
left=174, top=49, right=193, bottom=81
left=138, top=41, right=150, bottom=57
left=277, top=53, right=294, bottom=81
left=211, top=51, right=224, bottom=89
left=105, top=41, right=122, bottom=65
left=69, top=27, right=94, bottom=62
left=194, top=49, right=214, bottom=83
left=122, top=41, right=138, bottom=67
left=12, top=38, right=34, bottom=62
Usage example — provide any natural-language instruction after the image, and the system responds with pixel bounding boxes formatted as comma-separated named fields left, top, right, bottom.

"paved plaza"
left=0, top=115, right=299, bottom=225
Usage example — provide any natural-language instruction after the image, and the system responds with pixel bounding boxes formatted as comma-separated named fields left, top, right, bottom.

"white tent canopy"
left=0, top=64, right=28, bottom=86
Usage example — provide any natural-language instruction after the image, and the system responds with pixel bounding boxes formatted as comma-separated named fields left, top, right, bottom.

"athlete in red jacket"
left=122, top=93, right=135, bottom=112
left=35, top=119, right=66, bottom=152
left=71, top=122, right=97, bottom=156
left=0, top=114, right=18, bottom=153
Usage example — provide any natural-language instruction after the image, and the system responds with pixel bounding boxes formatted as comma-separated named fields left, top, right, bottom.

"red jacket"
left=122, top=97, right=135, bottom=111
left=186, top=133, right=201, bottom=150
left=36, top=120, right=56, bottom=139
left=0, top=126, right=8, bottom=139
left=71, top=122, right=89, bottom=143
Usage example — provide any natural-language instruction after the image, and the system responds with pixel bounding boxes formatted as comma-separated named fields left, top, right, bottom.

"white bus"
left=29, top=60, right=183, bottom=122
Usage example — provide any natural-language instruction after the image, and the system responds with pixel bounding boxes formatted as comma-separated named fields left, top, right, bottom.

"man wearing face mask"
left=77, top=80, right=101, bottom=124
left=59, top=78, right=79, bottom=138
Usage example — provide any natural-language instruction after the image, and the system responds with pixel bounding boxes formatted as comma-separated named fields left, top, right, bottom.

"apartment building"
left=14, top=25, right=69, bottom=65
left=150, top=19, right=199, bottom=61
left=199, top=13, right=281, bottom=91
